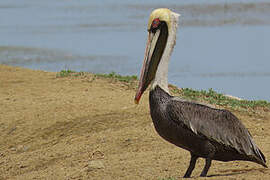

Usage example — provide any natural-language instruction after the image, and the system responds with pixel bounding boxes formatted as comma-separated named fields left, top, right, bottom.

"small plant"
left=56, top=69, right=76, bottom=77
left=159, top=177, right=176, bottom=180
left=56, top=69, right=85, bottom=77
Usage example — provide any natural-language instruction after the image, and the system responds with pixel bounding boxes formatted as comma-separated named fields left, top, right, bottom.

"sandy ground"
left=0, top=64, right=270, bottom=180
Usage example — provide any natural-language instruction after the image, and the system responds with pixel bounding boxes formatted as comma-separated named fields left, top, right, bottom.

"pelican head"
left=135, top=8, right=180, bottom=104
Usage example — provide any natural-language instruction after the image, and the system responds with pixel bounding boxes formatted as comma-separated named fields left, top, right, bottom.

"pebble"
left=87, top=160, right=105, bottom=171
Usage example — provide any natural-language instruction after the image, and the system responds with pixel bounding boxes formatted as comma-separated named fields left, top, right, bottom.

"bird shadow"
left=207, top=167, right=267, bottom=178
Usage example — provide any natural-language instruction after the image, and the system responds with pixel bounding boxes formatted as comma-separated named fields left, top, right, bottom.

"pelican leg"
left=183, top=153, right=198, bottom=178
left=200, top=158, right=212, bottom=177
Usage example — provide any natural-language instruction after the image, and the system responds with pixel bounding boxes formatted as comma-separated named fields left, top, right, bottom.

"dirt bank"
left=0, top=65, right=269, bottom=179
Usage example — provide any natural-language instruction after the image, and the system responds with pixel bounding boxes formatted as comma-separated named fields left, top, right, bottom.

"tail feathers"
left=255, top=158, right=267, bottom=168
left=246, top=132, right=267, bottom=167
left=253, top=148, right=267, bottom=168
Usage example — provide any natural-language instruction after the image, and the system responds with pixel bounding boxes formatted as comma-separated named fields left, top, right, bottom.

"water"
left=1, top=0, right=270, bottom=101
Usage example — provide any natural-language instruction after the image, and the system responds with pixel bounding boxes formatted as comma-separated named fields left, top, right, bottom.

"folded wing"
left=167, top=99, right=266, bottom=164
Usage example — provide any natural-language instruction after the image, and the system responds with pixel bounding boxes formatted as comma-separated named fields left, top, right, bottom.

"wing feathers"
left=167, top=99, right=263, bottom=160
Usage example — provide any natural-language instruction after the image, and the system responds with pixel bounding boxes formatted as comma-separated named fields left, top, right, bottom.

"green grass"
left=170, top=85, right=270, bottom=110
left=94, top=72, right=137, bottom=83
left=56, top=70, right=137, bottom=83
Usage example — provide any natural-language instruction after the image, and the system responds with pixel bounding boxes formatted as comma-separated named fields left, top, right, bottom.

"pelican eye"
left=151, top=18, right=160, bottom=29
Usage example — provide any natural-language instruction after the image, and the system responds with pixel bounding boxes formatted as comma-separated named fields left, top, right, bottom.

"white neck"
left=151, top=12, right=179, bottom=94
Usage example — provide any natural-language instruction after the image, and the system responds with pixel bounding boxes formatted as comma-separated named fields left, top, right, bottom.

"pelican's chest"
left=149, top=86, right=170, bottom=119
left=149, top=86, right=173, bottom=134
left=148, top=86, right=199, bottom=151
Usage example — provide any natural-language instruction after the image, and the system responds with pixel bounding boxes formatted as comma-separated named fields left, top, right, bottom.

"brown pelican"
left=134, top=8, right=267, bottom=178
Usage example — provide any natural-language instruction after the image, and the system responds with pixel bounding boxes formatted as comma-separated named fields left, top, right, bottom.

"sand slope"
left=0, top=65, right=269, bottom=179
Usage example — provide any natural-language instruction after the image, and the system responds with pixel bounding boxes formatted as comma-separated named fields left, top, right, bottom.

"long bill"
left=134, top=29, right=161, bottom=104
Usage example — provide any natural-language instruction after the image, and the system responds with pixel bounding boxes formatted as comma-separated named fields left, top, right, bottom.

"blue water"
left=1, top=0, right=270, bottom=101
